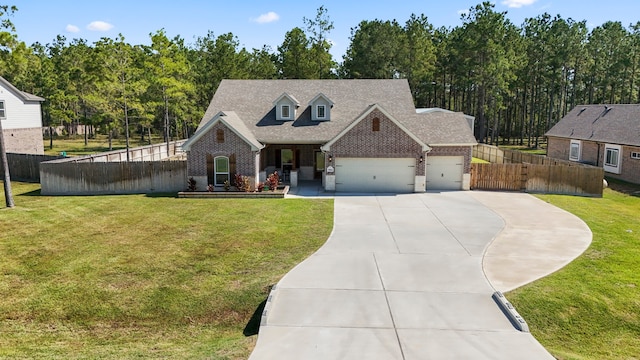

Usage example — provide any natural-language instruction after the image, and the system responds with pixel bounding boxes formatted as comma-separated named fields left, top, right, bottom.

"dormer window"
left=309, top=93, right=334, bottom=121
left=317, top=105, right=326, bottom=119
left=281, top=105, right=290, bottom=119
left=273, top=93, right=299, bottom=121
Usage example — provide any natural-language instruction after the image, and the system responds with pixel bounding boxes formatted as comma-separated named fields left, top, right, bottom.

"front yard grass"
left=0, top=182, right=333, bottom=359
left=508, top=188, right=640, bottom=359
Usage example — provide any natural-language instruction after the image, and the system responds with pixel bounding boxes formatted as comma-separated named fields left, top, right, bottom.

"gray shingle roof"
left=183, top=111, right=263, bottom=151
left=0, top=76, right=45, bottom=103
left=546, top=104, right=640, bottom=147
left=198, top=79, right=476, bottom=146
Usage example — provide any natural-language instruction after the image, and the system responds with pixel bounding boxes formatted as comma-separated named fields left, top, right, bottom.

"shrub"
left=187, top=177, right=197, bottom=191
left=233, top=173, right=252, bottom=192
left=265, top=171, right=279, bottom=191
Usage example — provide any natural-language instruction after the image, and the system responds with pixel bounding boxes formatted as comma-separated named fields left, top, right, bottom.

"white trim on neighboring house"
left=321, top=104, right=431, bottom=153
left=631, top=151, right=640, bottom=160
left=569, top=139, right=581, bottom=161
left=0, top=100, right=5, bottom=119
left=603, top=144, right=622, bottom=174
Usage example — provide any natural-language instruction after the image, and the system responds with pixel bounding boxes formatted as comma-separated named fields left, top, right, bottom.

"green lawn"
left=471, top=157, right=489, bottom=164
left=43, top=135, right=165, bottom=157
left=509, top=189, right=640, bottom=360
left=0, top=182, right=333, bottom=359
left=499, top=144, right=547, bottom=155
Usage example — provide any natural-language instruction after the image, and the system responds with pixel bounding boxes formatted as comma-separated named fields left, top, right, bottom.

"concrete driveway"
left=249, top=191, right=591, bottom=359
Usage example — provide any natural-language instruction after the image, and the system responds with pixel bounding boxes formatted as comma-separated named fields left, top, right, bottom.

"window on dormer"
left=281, top=105, right=290, bottom=119
left=317, top=105, right=326, bottom=119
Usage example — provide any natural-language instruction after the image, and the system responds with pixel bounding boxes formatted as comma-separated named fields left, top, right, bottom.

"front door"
left=314, top=151, right=325, bottom=179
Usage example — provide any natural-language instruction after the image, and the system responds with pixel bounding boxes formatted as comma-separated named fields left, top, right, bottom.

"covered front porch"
left=258, top=144, right=326, bottom=187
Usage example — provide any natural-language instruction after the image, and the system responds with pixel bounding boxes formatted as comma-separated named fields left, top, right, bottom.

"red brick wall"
left=330, top=109, right=426, bottom=175
left=618, top=145, right=640, bottom=184
left=581, top=141, right=599, bottom=165
left=187, top=122, right=255, bottom=177
left=547, top=137, right=570, bottom=160
left=428, top=146, right=472, bottom=173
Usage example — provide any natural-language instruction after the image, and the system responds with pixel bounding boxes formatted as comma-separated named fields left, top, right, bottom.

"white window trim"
left=631, top=151, right=640, bottom=160
left=281, top=105, right=291, bottom=120
left=569, top=139, right=581, bottom=161
left=214, top=156, right=230, bottom=186
left=0, top=100, right=5, bottom=119
left=316, top=104, right=326, bottom=119
left=603, top=144, right=622, bottom=174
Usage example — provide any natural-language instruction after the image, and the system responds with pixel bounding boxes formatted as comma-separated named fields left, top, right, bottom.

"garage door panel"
left=426, top=156, right=463, bottom=190
left=335, top=158, right=414, bottom=193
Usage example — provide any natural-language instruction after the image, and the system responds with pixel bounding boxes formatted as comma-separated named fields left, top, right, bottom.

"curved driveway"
left=249, top=191, right=591, bottom=360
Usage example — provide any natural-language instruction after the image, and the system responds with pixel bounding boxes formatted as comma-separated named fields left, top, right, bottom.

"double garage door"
left=334, top=156, right=464, bottom=193
left=335, top=158, right=415, bottom=193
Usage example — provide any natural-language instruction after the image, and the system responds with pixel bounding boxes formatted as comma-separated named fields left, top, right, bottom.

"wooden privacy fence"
left=40, top=160, right=187, bottom=195
left=471, top=163, right=604, bottom=196
left=37, top=140, right=189, bottom=195
left=473, top=144, right=588, bottom=167
left=1, top=153, right=64, bottom=182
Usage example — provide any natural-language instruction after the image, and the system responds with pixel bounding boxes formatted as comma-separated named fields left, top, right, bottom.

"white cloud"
left=501, top=0, right=537, bottom=8
left=251, top=11, right=279, bottom=24
left=65, top=24, right=80, bottom=33
left=86, top=20, right=114, bottom=32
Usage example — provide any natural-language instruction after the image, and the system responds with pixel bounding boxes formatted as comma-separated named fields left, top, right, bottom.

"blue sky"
left=8, top=0, right=640, bottom=60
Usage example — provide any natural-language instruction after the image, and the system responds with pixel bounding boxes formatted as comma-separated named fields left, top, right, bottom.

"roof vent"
left=603, top=106, right=612, bottom=116
left=578, top=108, right=586, bottom=116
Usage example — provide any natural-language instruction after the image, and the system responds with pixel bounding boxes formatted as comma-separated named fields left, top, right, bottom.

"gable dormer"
left=309, top=93, right=334, bottom=121
left=273, top=93, right=299, bottom=121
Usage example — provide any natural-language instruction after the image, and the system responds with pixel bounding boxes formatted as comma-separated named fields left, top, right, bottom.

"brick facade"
left=620, top=145, right=640, bottom=184
left=548, top=136, right=640, bottom=184
left=2, top=127, right=44, bottom=154
left=330, top=109, right=426, bottom=176
left=187, top=122, right=255, bottom=178
left=547, top=137, right=570, bottom=160
left=428, top=146, right=472, bottom=173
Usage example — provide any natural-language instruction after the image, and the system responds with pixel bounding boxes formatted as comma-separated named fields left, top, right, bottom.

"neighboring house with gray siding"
left=546, top=104, right=640, bottom=185
left=0, top=76, right=45, bottom=154
left=182, top=79, right=477, bottom=193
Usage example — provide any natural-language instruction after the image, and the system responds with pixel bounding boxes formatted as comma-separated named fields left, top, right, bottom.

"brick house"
left=182, top=79, right=477, bottom=192
left=546, top=104, right=640, bottom=185
left=0, top=76, right=45, bottom=154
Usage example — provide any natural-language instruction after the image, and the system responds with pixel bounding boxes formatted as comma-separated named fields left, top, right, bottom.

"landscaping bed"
left=178, top=186, right=289, bottom=198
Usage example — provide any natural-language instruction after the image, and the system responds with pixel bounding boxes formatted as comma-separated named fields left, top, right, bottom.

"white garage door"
left=335, top=158, right=415, bottom=193
left=426, top=156, right=463, bottom=190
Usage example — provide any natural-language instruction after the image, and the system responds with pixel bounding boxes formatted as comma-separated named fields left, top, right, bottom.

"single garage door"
left=426, top=156, right=463, bottom=190
left=335, top=157, right=415, bottom=193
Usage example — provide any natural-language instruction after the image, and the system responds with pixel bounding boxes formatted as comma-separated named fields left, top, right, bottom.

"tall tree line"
left=2, top=2, right=640, bottom=147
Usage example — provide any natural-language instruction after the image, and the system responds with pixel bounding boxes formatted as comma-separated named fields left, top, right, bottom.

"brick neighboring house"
left=182, top=79, right=477, bottom=193
left=0, top=76, right=45, bottom=154
left=546, top=104, right=640, bottom=185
